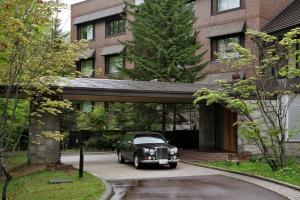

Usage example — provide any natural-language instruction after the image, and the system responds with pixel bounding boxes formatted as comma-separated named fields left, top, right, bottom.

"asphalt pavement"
left=61, top=152, right=293, bottom=200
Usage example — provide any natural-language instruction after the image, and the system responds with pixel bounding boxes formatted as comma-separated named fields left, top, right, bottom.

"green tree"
left=123, top=0, right=207, bottom=83
left=194, top=29, right=300, bottom=171
left=0, top=0, right=86, bottom=198
left=76, top=106, right=108, bottom=131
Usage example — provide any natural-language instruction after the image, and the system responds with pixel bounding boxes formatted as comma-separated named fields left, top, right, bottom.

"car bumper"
left=140, top=159, right=179, bottom=164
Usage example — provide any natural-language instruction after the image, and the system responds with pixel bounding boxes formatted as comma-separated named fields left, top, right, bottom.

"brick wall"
left=71, top=0, right=290, bottom=79
left=71, top=0, right=134, bottom=78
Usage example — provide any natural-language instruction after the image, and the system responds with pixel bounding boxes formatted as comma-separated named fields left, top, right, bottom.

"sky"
left=59, top=0, right=86, bottom=32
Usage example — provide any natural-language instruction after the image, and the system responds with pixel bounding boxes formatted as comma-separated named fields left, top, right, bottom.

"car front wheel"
left=134, top=155, right=141, bottom=169
left=169, top=162, right=177, bottom=169
left=118, top=152, right=125, bottom=163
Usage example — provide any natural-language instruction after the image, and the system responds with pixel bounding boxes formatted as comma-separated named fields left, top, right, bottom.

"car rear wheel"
left=169, top=163, right=177, bottom=169
left=118, top=152, right=125, bottom=163
left=134, top=155, right=141, bottom=169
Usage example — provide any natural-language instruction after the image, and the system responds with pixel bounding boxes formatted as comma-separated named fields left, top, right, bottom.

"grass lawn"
left=1, top=170, right=105, bottom=200
left=5, top=151, right=28, bottom=171
left=199, top=160, right=300, bottom=187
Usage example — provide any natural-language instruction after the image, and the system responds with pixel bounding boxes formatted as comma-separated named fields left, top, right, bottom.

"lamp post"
left=79, top=130, right=84, bottom=178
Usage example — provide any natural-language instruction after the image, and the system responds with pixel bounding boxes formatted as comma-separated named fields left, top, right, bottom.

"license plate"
left=159, top=159, right=168, bottom=165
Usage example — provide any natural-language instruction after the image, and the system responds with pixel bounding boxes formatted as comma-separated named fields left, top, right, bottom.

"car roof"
left=132, top=131, right=163, bottom=138
left=133, top=131, right=161, bottom=135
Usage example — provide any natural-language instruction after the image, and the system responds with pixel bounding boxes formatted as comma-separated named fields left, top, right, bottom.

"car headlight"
left=143, top=148, right=150, bottom=154
left=169, top=147, right=178, bottom=155
left=149, top=149, right=155, bottom=156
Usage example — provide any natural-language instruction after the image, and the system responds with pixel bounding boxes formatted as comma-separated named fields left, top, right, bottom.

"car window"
left=134, top=136, right=166, bottom=144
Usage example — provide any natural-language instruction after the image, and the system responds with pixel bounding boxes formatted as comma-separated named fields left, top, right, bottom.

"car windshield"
left=134, top=136, right=165, bottom=144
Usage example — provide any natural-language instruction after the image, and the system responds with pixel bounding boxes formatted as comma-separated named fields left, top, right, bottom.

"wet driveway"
left=62, top=153, right=291, bottom=200
left=109, top=175, right=289, bottom=200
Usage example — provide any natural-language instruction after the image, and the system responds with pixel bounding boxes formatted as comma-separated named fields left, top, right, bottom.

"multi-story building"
left=71, top=0, right=290, bottom=83
left=70, top=0, right=299, bottom=155
left=262, top=0, right=300, bottom=156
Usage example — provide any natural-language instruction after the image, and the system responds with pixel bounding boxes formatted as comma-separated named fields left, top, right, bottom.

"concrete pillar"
left=199, top=104, right=216, bottom=151
left=28, top=113, right=60, bottom=164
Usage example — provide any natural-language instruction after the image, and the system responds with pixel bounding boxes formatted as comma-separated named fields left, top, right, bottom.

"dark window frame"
left=105, top=15, right=126, bottom=38
left=76, top=58, right=95, bottom=78
left=211, top=33, right=245, bottom=61
left=105, top=54, right=125, bottom=75
left=211, top=0, right=245, bottom=15
left=77, top=22, right=95, bottom=41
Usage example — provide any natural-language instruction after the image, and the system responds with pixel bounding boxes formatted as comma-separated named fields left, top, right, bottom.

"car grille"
left=156, top=147, right=168, bottom=159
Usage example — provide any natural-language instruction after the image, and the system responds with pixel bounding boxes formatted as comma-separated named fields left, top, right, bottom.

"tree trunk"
left=1, top=165, right=12, bottom=200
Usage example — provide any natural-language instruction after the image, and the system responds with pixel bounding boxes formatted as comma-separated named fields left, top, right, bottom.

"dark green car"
left=116, top=132, right=179, bottom=169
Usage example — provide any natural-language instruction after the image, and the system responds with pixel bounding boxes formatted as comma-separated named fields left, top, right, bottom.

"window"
left=135, top=0, right=144, bottom=5
left=218, top=0, right=240, bottom=12
left=211, top=36, right=242, bottom=60
left=78, top=59, right=94, bottom=78
left=105, top=54, right=124, bottom=75
left=212, top=0, right=244, bottom=14
left=78, top=24, right=94, bottom=40
left=186, top=0, right=196, bottom=14
left=106, top=15, right=126, bottom=37
left=81, top=101, right=93, bottom=112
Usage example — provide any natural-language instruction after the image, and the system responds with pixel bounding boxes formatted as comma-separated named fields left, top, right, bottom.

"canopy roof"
left=262, top=0, right=300, bottom=34
left=58, top=78, right=219, bottom=103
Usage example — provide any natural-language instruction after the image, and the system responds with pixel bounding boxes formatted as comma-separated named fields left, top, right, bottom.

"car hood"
left=135, top=143, right=175, bottom=149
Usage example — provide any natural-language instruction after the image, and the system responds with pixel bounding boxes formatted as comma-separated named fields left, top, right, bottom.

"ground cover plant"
left=0, top=170, right=105, bottom=200
left=200, top=160, right=300, bottom=186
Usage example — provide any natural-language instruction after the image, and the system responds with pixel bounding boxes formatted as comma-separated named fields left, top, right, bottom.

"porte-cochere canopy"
left=57, top=78, right=220, bottom=103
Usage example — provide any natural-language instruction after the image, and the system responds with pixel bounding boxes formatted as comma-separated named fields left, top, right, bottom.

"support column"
left=28, top=113, right=60, bottom=164
left=162, top=103, right=166, bottom=134
left=199, top=104, right=216, bottom=151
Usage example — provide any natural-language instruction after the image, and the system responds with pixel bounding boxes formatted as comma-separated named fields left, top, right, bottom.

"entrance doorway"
left=199, top=103, right=237, bottom=153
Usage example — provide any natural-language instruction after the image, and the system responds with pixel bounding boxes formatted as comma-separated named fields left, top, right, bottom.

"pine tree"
left=123, top=0, right=207, bottom=83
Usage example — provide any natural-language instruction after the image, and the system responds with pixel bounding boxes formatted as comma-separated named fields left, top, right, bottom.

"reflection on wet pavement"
left=109, top=175, right=289, bottom=200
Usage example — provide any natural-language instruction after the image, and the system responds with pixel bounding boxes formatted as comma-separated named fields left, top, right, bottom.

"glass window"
left=106, top=16, right=126, bottom=37
left=134, top=136, right=166, bottom=145
left=106, top=55, right=124, bottom=74
left=81, top=101, right=93, bottom=112
left=80, top=59, right=94, bottom=77
left=213, top=36, right=240, bottom=60
left=218, top=0, right=240, bottom=12
left=186, top=0, right=196, bottom=14
left=135, top=0, right=144, bottom=5
left=79, top=24, right=94, bottom=40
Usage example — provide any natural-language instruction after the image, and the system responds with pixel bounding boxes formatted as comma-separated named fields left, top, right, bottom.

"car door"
left=126, top=140, right=135, bottom=161
left=122, top=133, right=134, bottom=160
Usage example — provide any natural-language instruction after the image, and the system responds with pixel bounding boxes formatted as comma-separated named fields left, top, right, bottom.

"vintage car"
left=116, top=132, right=179, bottom=169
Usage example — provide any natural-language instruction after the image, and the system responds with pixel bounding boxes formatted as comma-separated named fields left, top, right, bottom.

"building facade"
left=70, top=0, right=299, bottom=156
left=71, top=0, right=290, bottom=83
left=262, top=0, right=300, bottom=157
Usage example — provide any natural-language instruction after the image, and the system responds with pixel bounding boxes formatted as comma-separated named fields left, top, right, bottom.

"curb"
left=182, top=161, right=300, bottom=192
left=99, top=179, right=114, bottom=200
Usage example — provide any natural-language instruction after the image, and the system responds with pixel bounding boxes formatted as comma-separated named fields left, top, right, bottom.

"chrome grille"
left=156, top=147, right=168, bottom=159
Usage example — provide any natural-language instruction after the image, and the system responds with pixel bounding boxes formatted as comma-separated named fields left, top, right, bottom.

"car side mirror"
left=166, top=140, right=170, bottom=144
left=127, top=141, right=133, bottom=144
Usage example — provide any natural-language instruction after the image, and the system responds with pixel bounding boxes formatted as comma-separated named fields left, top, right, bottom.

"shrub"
left=85, top=134, right=122, bottom=150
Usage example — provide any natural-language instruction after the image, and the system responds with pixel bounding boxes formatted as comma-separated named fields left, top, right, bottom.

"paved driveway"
left=61, top=152, right=291, bottom=200
left=61, top=152, right=219, bottom=180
